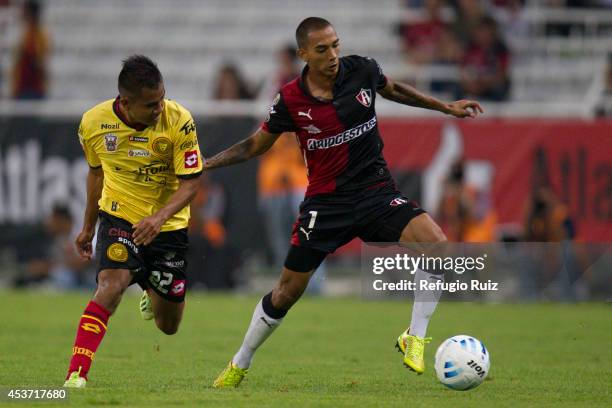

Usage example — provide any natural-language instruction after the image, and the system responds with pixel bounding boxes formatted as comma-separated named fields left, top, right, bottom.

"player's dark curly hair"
left=296, top=17, right=332, bottom=49
left=118, top=55, right=163, bottom=96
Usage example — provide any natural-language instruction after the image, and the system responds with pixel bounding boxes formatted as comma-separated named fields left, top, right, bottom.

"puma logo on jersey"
left=300, top=227, right=312, bottom=241
left=298, top=109, right=313, bottom=120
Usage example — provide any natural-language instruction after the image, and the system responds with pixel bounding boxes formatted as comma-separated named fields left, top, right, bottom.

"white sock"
left=232, top=299, right=283, bottom=369
left=409, top=269, right=444, bottom=338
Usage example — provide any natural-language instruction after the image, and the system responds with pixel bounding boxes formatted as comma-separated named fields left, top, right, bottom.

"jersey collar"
left=298, top=58, right=345, bottom=103
left=112, top=96, right=148, bottom=131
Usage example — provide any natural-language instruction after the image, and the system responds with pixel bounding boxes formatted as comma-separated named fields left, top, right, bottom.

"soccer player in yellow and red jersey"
left=63, top=55, right=203, bottom=388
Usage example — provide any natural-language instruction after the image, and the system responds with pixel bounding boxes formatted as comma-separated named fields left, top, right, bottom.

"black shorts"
left=95, top=211, right=188, bottom=302
left=285, top=182, right=426, bottom=272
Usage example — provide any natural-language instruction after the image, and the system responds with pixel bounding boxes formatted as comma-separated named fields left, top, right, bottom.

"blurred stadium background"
left=0, top=0, right=610, bottom=300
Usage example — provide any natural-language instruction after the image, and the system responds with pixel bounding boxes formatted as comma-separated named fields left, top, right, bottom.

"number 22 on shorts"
left=151, top=270, right=173, bottom=291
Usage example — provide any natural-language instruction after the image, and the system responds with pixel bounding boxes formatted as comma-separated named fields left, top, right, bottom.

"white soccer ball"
left=434, top=335, right=490, bottom=391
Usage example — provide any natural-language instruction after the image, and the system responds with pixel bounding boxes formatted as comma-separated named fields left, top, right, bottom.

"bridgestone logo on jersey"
left=307, top=117, right=377, bottom=150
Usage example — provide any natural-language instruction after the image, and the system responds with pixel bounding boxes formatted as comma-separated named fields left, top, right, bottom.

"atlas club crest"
left=356, top=88, right=372, bottom=108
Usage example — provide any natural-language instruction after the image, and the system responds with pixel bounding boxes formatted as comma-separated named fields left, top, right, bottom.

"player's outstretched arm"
left=204, top=128, right=281, bottom=170
left=378, top=77, right=484, bottom=118
left=75, top=166, right=103, bottom=259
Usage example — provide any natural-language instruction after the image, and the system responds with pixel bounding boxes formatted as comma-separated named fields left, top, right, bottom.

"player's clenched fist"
left=75, top=229, right=95, bottom=260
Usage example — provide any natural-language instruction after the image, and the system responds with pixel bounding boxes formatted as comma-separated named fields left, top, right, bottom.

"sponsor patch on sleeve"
left=184, top=150, right=199, bottom=168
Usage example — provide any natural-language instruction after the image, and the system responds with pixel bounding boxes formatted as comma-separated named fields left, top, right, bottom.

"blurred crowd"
left=399, top=0, right=515, bottom=101
left=206, top=0, right=611, bottom=105
left=2, top=0, right=50, bottom=100
left=436, top=158, right=575, bottom=243
left=2, top=0, right=611, bottom=109
left=12, top=204, right=95, bottom=290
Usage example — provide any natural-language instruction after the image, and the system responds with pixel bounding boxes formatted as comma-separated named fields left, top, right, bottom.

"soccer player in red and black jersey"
left=207, top=17, right=483, bottom=387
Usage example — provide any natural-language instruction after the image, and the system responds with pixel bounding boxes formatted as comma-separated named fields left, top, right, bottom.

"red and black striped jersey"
left=262, top=55, right=393, bottom=197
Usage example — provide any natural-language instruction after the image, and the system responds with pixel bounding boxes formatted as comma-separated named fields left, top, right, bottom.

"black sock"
left=261, top=292, right=288, bottom=319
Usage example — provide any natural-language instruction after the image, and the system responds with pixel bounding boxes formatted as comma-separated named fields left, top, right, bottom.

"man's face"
left=121, top=83, right=165, bottom=126
left=298, top=26, right=340, bottom=78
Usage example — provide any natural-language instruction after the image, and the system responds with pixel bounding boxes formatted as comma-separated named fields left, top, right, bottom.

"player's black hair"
left=118, top=55, right=163, bottom=96
left=295, top=17, right=332, bottom=49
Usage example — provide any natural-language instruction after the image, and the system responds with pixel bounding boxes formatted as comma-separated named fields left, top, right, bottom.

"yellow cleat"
left=140, top=290, right=154, bottom=321
left=63, top=367, right=86, bottom=388
left=213, top=361, right=248, bottom=388
left=395, top=330, right=431, bottom=374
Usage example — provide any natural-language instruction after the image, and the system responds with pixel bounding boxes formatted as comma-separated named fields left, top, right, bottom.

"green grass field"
left=0, top=291, right=610, bottom=407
